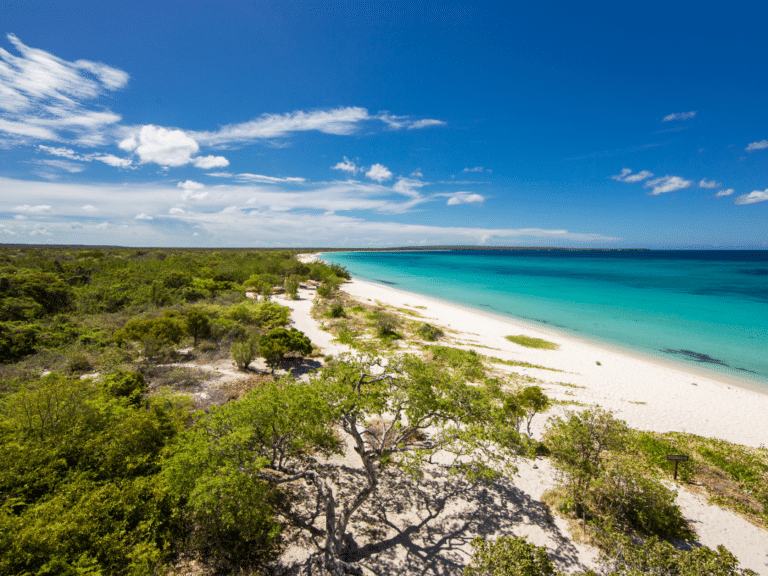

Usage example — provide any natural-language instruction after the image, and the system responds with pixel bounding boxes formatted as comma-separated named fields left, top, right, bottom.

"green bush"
left=328, top=302, right=345, bottom=318
left=464, top=535, right=565, bottom=576
left=232, top=337, right=260, bottom=371
left=65, top=353, right=93, bottom=374
left=0, top=322, right=38, bottom=363
left=101, top=370, right=147, bottom=406
left=417, top=323, right=444, bottom=341
left=259, top=328, right=312, bottom=372
left=427, top=346, right=485, bottom=380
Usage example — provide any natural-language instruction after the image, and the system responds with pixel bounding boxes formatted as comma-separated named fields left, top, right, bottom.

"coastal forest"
left=0, top=246, right=763, bottom=576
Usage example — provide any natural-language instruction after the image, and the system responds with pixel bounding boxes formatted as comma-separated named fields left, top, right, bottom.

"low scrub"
left=506, top=335, right=559, bottom=350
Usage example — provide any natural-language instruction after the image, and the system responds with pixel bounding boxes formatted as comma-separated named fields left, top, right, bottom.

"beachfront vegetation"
left=506, top=334, right=560, bottom=350
left=0, top=245, right=762, bottom=575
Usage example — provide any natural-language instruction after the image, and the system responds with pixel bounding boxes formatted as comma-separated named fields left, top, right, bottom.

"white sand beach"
left=274, top=258, right=768, bottom=574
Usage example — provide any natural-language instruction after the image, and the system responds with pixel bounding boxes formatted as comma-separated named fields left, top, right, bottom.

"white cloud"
left=135, top=213, right=153, bottom=220
left=662, top=111, right=697, bottom=122
left=205, top=172, right=233, bottom=178
left=365, top=163, right=393, bottom=183
left=81, top=204, right=97, bottom=211
left=0, top=34, right=127, bottom=144
left=714, top=189, right=735, bottom=198
left=95, top=221, right=109, bottom=229
left=410, top=170, right=423, bottom=178
left=0, top=176, right=618, bottom=247
left=34, top=159, right=86, bottom=173
left=178, top=180, right=208, bottom=201
left=332, top=156, right=359, bottom=174
left=119, top=125, right=199, bottom=167
left=644, top=176, right=692, bottom=195
left=236, top=173, right=306, bottom=184
left=378, top=113, right=445, bottom=131
left=699, top=179, right=721, bottom=189
left=119, top=124, right=228, bottom=169
left=408, top=118, right=446, bottom=130
left=446, top=192, right=485, bottom=206
left=38, top=145, right=80, bottom=159
left=611, top=168, right=654, bottom=183
left=91, top=154, right=132, bottom=167
left=734, top=190, right=768, bottom=205
left=746, top=140, right=768, bottom=152
left=14, top=204, right=52, bottom=212
left=192, top=155, right=229, bottom=169
left=193, top=107, right=371, bottom=145
left=38, top=144, right=132, bottom=168
left=463, top=166, right=485, bottom=173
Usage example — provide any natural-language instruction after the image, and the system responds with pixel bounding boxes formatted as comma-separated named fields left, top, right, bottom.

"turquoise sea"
left=320, top=250, right=768, bottom=392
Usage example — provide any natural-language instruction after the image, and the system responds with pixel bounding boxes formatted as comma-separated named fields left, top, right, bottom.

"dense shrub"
left=417, top=322, right=444, bottom=341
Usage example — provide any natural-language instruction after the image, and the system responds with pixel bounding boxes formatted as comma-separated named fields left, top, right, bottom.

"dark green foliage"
left=601, top=534, right=758, bottom=575
left=259, top=327, right=312, bottom=371
left=546, top=408, right=689, bottom=540
left=184, top=308, right=211, bottom=346
left=328, top=302, right=345, bottom=318
left=0, top=374, right=185, bottom=575
left=0, top=322, right=38, bottom=363
left=417, top=322, right=444, bottom=341
left=114, top=314, right=185, bottom=356
left=65, top=352, right=93, bottom=374
left=101, top=370, right=147, bottom=406
left=326, top=262, right=351, bottom=280
left=371, top=310, right=400, bottom=338
left=464, top=536, right=564, bottom=576
left=163, top=377, right=332, bottom=571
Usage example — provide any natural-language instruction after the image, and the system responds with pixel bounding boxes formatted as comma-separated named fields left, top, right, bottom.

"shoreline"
left=313, top=252, right=768, bottom=395
left=321, top=270, right=768, bottom=448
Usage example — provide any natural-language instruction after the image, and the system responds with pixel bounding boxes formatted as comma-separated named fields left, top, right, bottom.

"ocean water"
left=320, top=250, right=768, bottom=390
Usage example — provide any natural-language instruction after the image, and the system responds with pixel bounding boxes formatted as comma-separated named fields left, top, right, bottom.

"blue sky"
left=1, top=0, right=766, bottom=248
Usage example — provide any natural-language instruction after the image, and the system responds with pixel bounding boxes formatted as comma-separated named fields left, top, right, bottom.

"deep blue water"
left=320, top=250, right=768, bottom=390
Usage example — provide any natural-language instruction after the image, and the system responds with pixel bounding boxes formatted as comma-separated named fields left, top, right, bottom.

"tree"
left=464, top=536, right=562, bottom=576
left=258, top=327, right=312, bottom=372
left=284, top=275, right=301, bottom=300
left=185, top=308, right=211, bottom=346
left=165, top=353, right=524, bottom=575
left=545, top=407, right=628, bottom=520
left=518, top=386, right=550, bottom=436
left=232, top=336, right=259, bottom=371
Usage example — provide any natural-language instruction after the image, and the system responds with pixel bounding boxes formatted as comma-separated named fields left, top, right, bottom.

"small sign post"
left=666, top=454, right=689, bottom=481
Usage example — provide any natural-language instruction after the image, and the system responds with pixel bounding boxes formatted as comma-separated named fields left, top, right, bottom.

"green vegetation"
left=464, top=536, right=574, bottom=576
left=258, top=327, right=313, bottom=372
left=417, top=322, right=444, bottom=341
left=545, top=407, right=692, bottom=546
left=506, top=335, right=560, bottom=350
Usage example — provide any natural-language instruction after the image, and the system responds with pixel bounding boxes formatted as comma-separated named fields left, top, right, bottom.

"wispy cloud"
left=610, top=168, right=654, bottom=183
left=734, top=190, right=768, bottom=205
left=645, top=176, right=693, bottom=195
left=698, top=179, right=721, bottom=189
left=365, top=163, right=393, bottom=183
left=462, top=166, right=492, bottom=173
left=235, top=173, right=306, bottom=184
left=0, top=177, right=617, bottom=247
left=34, top=159, right=86, bottom=173
left=446, top=192, right=485, bottom=206
left=0, top=34, right=127, bottom=145
left=746, top=140, right=768, bottom=152
left=38, top=144, right=133, bottom=168
left=135, top=213, right=153, bottom=220
left=378, top=113, right=446, bottom=131
left=714, top=189, right=735, bottom=198
left=662, top=111, right=696, bottom=122
left=331, top=156, right=359, bottom=174
left=14, top=204, right=52, bottom=213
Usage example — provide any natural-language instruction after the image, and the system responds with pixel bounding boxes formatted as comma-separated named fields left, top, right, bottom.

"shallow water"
left=321, top=250, right=768, bottom=389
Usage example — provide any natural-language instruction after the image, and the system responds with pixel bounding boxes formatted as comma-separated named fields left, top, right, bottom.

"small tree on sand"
left=259, top=327, right=312, bottom=372
left=166, top=352, right=529, bottom=575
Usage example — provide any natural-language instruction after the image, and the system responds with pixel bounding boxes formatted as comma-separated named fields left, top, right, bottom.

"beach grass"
left=506, top=334, right=560, bottom=350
